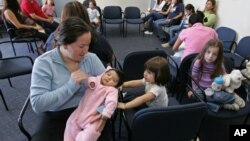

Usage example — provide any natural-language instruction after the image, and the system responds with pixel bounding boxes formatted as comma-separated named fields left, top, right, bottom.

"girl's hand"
left=71, top=70, right=88, bottom=84
left=117, top=102, right=126, bottom=109
left=187, top=91, right=194, bottom=98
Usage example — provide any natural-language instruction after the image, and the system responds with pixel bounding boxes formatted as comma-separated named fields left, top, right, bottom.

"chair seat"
left=0, top=57, right=33, bottom=78
left=104, top=19, right=123, bottom=24
left=208, top=101, right=250, bottom=119
left=125, top=19, right=143, bottom=24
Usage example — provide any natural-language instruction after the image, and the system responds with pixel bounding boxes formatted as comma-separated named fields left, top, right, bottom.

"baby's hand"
left=187, top=91, right=194, bottom=98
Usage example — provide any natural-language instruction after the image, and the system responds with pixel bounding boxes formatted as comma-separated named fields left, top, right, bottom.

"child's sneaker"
left=234, top=94, right=245, bottom=108
left=144, top=31, right=153, bottom=35
left=223, top=103, right=240, bottom=111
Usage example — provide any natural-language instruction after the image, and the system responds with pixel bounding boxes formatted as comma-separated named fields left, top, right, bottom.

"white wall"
left=184, top=0, right=250, bottom=42
left=96, top=0, right=250, bottom=42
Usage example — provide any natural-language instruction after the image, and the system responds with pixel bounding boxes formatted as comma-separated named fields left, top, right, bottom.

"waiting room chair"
left=0, top=50, right=33, bottom=111
left=216, top=26, right=237, bottom=52
left=129, top=102, right=207, bottom=141
left=0, top=49, right=33, bottom=87
left=102, top=6, right=124, bottom=37
left=2, top=15, right=40, bottom=56
left=224, top=36, right=250, bottom=69
left=124, top=6, right=145, bottom=37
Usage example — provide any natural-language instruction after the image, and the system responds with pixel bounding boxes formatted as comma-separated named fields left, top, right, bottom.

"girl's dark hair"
left=185, top=4, right=195, bottom=13
left=89, top=0, right=97, bottom=7
left=57, top=17, right=93, bottom=46
left=195, top=39, right=224, bottom=80
left=189, top=10, right=205, bottom=25
left=144, top=56, right=170, bottom=86
left=107, top=69, right=125, bottom=87
left=45, top=0, right=55, bottom=6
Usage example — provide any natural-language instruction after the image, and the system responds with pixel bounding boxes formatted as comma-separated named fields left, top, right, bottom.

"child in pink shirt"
left=64, top=67, right=124, bottom=141
left=42, top=0, right=55, bottom=17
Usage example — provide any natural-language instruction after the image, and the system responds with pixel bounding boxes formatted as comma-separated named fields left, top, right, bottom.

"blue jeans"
left=142, top=12, right=165, bottom=32
left=195, top=89, right=235, bottom=112
left=154, top=18, right=170, bottom=40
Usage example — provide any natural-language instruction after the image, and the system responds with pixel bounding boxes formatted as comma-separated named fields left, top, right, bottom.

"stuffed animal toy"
left=205, top=76, right=242, bottom=111
left=244, top=60, right=250, bottom=78
left=223, top=70, right=246, bottom=93
left=222, top=70, right=246, bottom=110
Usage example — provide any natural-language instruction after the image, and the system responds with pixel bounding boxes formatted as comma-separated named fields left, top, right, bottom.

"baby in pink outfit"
left=64, top=67, right=124, bottom=141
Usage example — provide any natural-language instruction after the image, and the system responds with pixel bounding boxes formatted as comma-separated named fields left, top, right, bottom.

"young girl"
left=64, top=67, right=124, bottom=141
left=118, top=56, right=170, bottom=110
left=87, top=0, right=100, bottom=29
left=42, top=0, right=55, bottom=17
left=190, top=39, right=238, bottom=112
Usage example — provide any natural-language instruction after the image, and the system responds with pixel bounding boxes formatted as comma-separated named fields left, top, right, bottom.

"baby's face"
left=101, top=70, right=119, bottom=87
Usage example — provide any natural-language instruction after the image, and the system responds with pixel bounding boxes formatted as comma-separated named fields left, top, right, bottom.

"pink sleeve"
left=102, top=88, right=118, bottom=118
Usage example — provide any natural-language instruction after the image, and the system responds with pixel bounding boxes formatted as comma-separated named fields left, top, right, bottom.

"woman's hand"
left=71, top=70, right=88, bottom=84
left=117, top=102, right=126, bottom=109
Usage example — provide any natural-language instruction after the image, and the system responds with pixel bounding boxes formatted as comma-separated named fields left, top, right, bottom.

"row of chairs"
left=216, top=26, right=250, bottom=69
left=101, top=6, right=145, bottom=37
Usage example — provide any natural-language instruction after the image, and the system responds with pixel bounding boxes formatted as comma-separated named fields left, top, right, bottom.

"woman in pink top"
left=64, top=67, right=124, bottom=141
left=172, top=11, right=218, bottom=63
left=42, top=0, right=55, bottom=17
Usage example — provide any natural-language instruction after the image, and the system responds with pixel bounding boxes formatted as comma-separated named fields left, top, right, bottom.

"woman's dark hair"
left=144, top=56, right=170, bottom=86
left=107, top=69, right=125, bottom=87
left=195, top=39, right=224, bottom=80
left=45, top=0, right=55, bottom=6
left=189, top=10, right=205, bottom=25
left=4, top=0, right=22, bottom=21
left=57, top=17, right=93, bottom=46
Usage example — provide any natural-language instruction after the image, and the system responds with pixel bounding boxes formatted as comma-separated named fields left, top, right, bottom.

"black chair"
left=102, top=6, right=124, bottom=37
left=129, top=102, right=207, bottom=141
left=118, top=50, right=167, bottom=81
left=216, top=26, right=237, bottom=52
left=0, top=50, right=33, bottom=111
left=224, top=36, right=250, bottom=69
left=0, top=49, right=33, bottom=87
left=124, top=6, right=145, bottom=37
left=2, top=14, right=40, bottom=56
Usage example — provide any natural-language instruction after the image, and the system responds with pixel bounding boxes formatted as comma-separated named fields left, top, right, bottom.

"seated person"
left=30, top=17, right=111, bottom=141
left=43, top=1, right=114, bottom=66
left=87, top=0, right=101, bottom=32
left=21, top=0, right=58, bottom=33
left=161, top=3, right=195, bottom=48
left=154, top=0, right=184, bottom=44
left=172, top=11, right=218, bottom=65
left=42, top=0, right=55, bottom=18
left=203, top=0, right=217, bottom=28
left=64, top=67, right=124, bottom=141
left=143, top=0, right=171, bottom=35
left=3, top=0, right=49, bottom=44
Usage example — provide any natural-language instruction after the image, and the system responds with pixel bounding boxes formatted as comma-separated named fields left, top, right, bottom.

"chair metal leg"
left=11, top=42, right=17, bottom=56
left=8, top=78, right=13, bottom=87
left=0, top=89, right=9, bottom=111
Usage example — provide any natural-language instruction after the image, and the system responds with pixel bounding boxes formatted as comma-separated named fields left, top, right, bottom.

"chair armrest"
left=187, top=73, right=207, bottom=102
left=18, top=95, right=32, bottom=141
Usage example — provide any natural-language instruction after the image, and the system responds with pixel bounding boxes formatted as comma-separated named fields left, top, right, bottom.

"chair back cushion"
left=122, top=50, right=166, bottom=81
left=131, top=102, right=207, bottom=141
left=216, top=26, right=236, bottom=51
left=124, top=7, right=140, bottom=19
left=103, top=6, right=122, bottom=19
left=235, top=36, right=250, bottom=58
